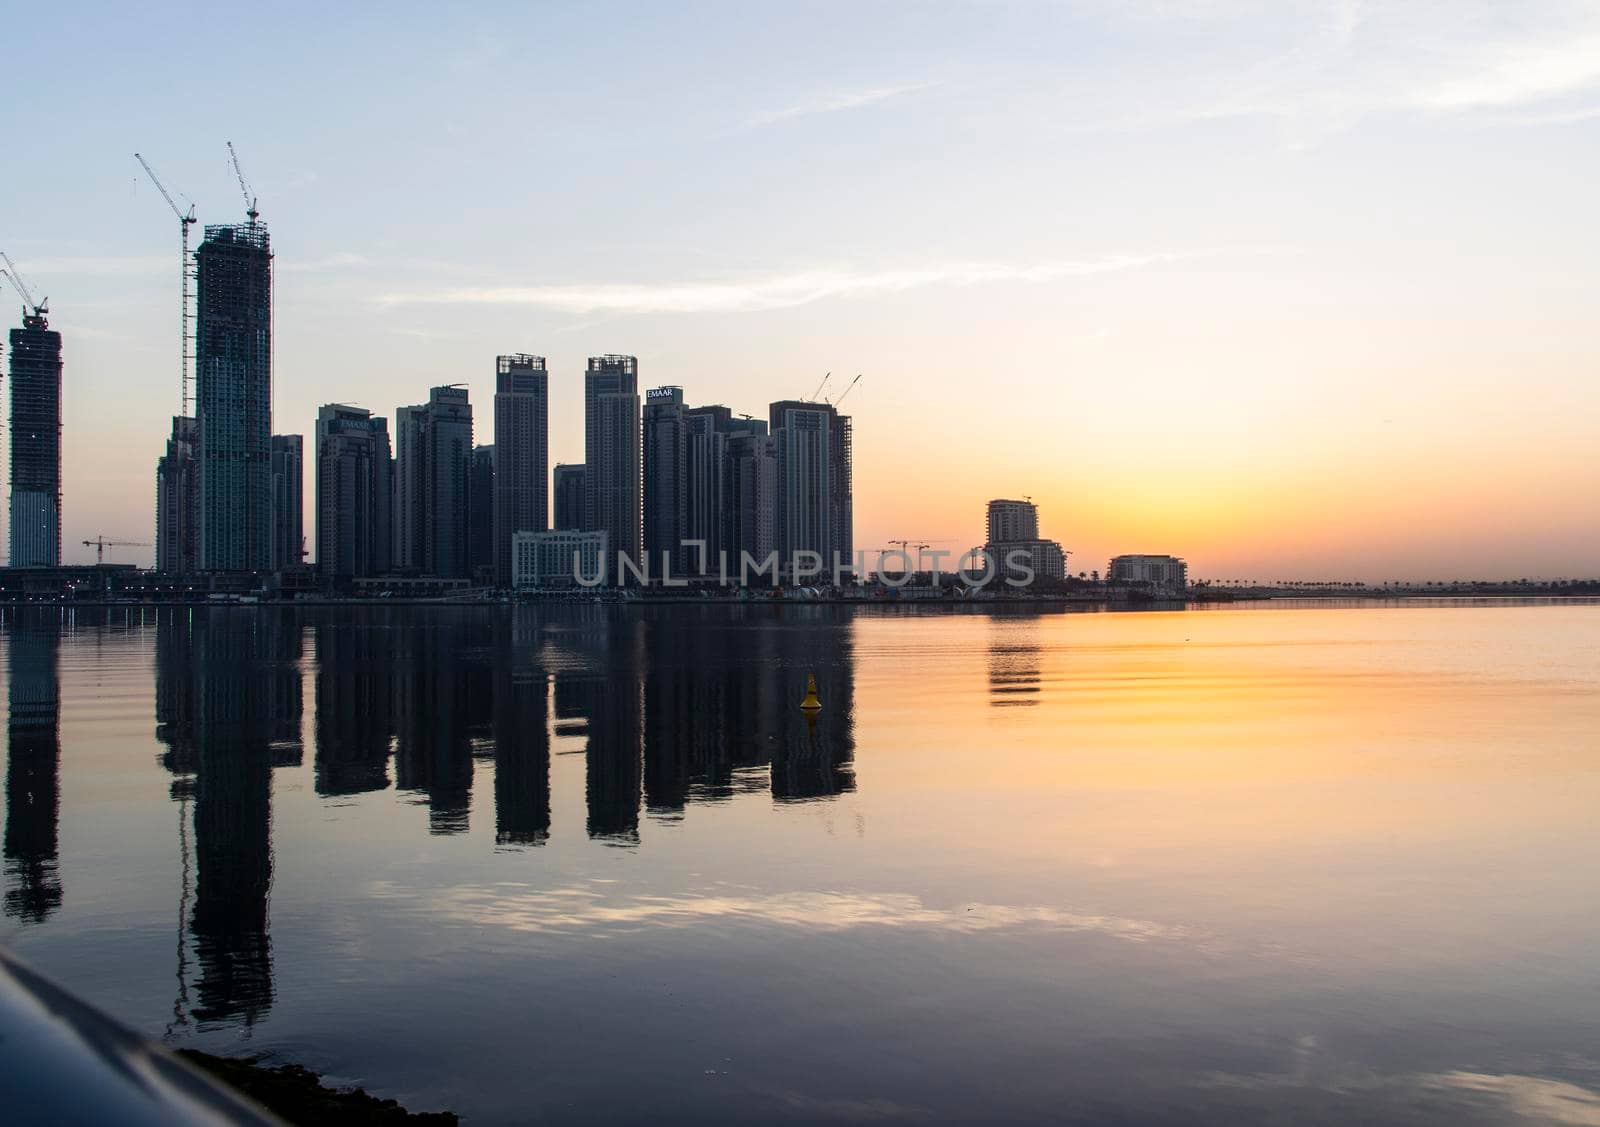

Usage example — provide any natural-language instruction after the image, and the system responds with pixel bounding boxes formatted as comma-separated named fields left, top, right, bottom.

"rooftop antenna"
left=0, top=252, right=48, bottom=321
left=134, top=153, right=198, bottom=415
left=226, top=141, right=259, bottom=223
left=809, top=371, right=831, bottom=402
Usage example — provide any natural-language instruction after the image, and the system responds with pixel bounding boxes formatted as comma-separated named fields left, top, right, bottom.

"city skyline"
left=4, top=2, right=1599, bottom=579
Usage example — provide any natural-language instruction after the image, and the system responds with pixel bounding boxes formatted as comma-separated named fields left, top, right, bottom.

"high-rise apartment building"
left=725, top=428, right=776, bottom=566
left=392, top=386, right=473, bottom=578
left=469, top=444, right=495, bottom=584
left=769, top=400, right=853, bottom=577
left=553, top=464, right=586, bottom=531
left=315, top=404, right=392, bottom=581
left=8, top=304, right=63, bottom=567
left=982, top=497, right=1066, bottom=583
left=392, top=404, right=425, bottom=572
left=196, top=222, right=273, bottom=572
left=986, top=499, right=1039, bottom=544
left=681, top=405, right=734, bottom=574
left=642, top=386, right=687, bottom=577
left=155, top=416, right=199, bottom=574
left=585, top=355, right=640, bottom=570
left=492, top=354, right=549, bottom=587
left=270, top=434, right=303, bottom=571
left=677, top=404, right=772, bottom=576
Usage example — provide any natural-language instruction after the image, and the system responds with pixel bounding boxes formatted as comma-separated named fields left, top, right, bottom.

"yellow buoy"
left=800, top=672, right=822, bottom=711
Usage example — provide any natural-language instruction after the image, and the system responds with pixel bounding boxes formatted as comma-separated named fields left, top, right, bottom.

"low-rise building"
left=512, top=529, right=608, bottom=589
left=1108, top=554, right=1188, bottom=593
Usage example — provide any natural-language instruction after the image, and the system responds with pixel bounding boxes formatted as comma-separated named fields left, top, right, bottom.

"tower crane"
left=809, top=371, right=832, bottom=402
left=227, top=141, right=259, bottom=223
left=83, top=537, right=152, bottom=566
left=881, top=537, right=958, bottom=574
left=830, top=372, right=862, bottom=407
left=134, top=153, right=198, bottom=415
left=0, top=252, right=48, bottom=320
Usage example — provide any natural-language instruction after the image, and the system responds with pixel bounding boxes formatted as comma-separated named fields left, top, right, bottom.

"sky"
left=3, top=0, right=1597, bottom=579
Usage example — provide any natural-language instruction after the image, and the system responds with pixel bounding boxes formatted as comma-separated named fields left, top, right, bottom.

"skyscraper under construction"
left=8, top=302, right=63, bottom=568
left=195, top=221, right=272, bottom=572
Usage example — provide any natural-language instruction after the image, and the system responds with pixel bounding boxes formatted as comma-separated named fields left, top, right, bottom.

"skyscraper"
left=196, top=222, right=272, bottom=572
left=585, top=356, right=640, bottom=572
left=270, top=434, right=303, bottom=571
left=392, top=386, right=473, bottom=578
left=725, top=427, right=776, bottom=566
left=392, top=404, right=425, bottom=572
left=684, top=405, right=732, bottom=570
left=155, top=416, right=199, bottom=575
left=315, top=404, right=392, bottom=581
left=642, top=386, right=687, bottom=578
left=468, top=444, right=495, bottom=584
left=7, top=303, right=63, bottom=568
left=683, top=406, right=771, bottom=575
left=553, top=464, right=586, bottom=531
left=769, top=400, right=853, bottom=577
left=492, top=354, right=549, bottom=587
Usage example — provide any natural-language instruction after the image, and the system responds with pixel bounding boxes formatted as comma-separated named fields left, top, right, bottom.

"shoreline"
left=3, top=592, right=1597, bottom=611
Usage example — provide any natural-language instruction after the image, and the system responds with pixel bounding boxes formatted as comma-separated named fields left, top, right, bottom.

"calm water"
left=3, top=602, right=1599, bottom=1125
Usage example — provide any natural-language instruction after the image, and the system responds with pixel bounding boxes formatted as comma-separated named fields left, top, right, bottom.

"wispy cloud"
left=1489, top=102, right=1600, bottom=127
left=748, top=80, right=937, bottom=127
left=374, top=251, right=1214, bottom=314
left=1415, top=35, right=1600, bottom=111
left=1085, top=2, right=1600, bottom=141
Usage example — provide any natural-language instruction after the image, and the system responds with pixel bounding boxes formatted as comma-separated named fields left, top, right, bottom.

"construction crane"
left=831, top=372, right=862, bottom=407
left=0, top=252, right=48, bottom=320
left=134, top=153, right=198, bottom=415
left=809, top=371, right=832, bottom=402
left=83, top=537, right=152, bottom=566
left=882, top=537, right=958, bottom=574
left=226, top=140, right=259, bottom=223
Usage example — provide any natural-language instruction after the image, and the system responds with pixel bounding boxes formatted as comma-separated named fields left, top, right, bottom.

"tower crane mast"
left=133, top=153, right=197, bottom=415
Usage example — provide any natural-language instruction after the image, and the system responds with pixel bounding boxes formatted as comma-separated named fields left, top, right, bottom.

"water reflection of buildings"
left=493, top=613, right=550, bottom=845
left=156, top=610, right=303, bottom=1029
left=987, top=610, right=1044, bottom=708
left=314, top=620, right=395, bottom=796
left=637, top=606, right=855, bottom=808
left=540, top=605, right=856, bottom=838
left=4, top=612, right=63, bottom=923
left=545, top=612, right=645, bottom=843
left=392, top=617, right=494, bottom=834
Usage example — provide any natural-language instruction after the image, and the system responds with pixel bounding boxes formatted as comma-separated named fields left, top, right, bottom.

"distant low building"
left=1109, top=554, right=1187, bottom=593
left=512, top=529, right=608, bottom=589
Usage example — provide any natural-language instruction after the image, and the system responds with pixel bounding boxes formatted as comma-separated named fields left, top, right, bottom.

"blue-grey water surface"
left=3, top=601, right=1599, bottom=1125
